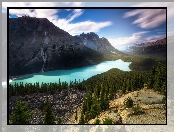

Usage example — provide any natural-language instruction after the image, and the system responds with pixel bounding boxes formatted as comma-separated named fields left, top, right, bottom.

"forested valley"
left=9, top=61, right=166, bottom=124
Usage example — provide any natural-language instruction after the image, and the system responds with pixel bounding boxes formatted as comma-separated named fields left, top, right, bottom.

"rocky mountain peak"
left=79, top=32, right=116, bottom=54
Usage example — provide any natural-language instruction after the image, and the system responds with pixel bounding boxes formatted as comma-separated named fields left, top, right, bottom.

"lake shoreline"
left=9, top=75, right=26, bottom=84
left=9, top=59, right=131, bottom=86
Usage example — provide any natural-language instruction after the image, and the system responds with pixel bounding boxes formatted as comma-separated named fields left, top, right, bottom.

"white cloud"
left=52, top=20, right=112, bottom=36
left=123, top=9, right=166, bottom=29
left=50, top=8, right=108, bottom=35
left=67, top=9, right=84, bottom=22
left=9, top=9, right=59, bottom=21
left=132, top=31, right=149, bottom=36
left=131, top=2, right=174, bottom=37
left=4, top=2, right=112, bottom=36
left=108, top=31, right=165, bottom=50
left=157, top=32, right=165, bottom=34
left=131, top=2, right=174, bottom=19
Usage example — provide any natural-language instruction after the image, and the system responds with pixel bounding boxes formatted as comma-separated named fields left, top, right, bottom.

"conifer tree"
left=94, top=118, right=100, bottom=124
left=10, top=101, right=33, bottom=124
left=43, top=97, right=55, bottom=124
left=75, top=109, right=78, bottom=121
left=79, top=112, right=85, bottom=124
left=57, top=115, right=62, bottom=124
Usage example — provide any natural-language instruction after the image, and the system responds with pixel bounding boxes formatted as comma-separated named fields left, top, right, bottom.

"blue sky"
left=2, top=2, right=172, bottom=50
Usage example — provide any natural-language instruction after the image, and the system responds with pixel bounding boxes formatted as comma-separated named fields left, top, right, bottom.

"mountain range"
left=9, top=16, right=118, bottom=76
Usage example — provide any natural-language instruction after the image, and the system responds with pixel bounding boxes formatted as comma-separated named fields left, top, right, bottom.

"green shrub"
left=125, top=97, right=134, bottom=108
left=103, top=118, right=112, bottom=124
left=132, top=104, right=145, bottom=115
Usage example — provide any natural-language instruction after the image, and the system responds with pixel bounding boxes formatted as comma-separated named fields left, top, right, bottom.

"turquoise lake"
left=9, top=59, right=131, bottom=86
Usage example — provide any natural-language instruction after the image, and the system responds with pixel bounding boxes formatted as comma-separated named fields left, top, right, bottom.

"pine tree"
left=78, top=112, right=85, bottom=124
left=57, top=115, right=62, bottom=124
left=94, top=118, right=100, bottom=124
left=125, top=97, right=134, bottom=108
left=9, top=101, right=33, bottom=124
left=43, top=97, right=56, bottom=124
left=75, top=109, right=78, bottom=121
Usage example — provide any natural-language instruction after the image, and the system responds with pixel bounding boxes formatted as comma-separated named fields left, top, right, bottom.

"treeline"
left=9, top=78, right=85, bottom=97
left=147, top=62, right=166, bottom=94
left=9, top=63, right=166, bottom=124
left=129, top=58, right=158, bottom=71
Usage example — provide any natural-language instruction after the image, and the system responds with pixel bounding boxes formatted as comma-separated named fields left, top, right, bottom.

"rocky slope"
left=9, top=16, right=117, bottom=76
left=79, top=32, right=118, bottom=54
left=9, top=88, right=86, bottom=124
left=9, top=86, right=166, bottom=124
left=68, top=88, right=166, bottom=124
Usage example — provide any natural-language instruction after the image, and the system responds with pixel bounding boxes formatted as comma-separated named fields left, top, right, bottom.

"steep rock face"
left=79, top=32, right=116, bottom=54
left=9, top=17, right=104, bottom=76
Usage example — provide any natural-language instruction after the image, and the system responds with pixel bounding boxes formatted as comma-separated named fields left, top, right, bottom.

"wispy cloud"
left=108, top=31, right=165, bottom=50
left=4, top=2, right=112, bottom=36
left=9, top=9, right=59, bottom=20
left=123, top=9, right=166, bottom=29
left=49, top=8, right=112, bottom=35
left=131, top=2, right=174, bottom=19
left=67, top=9, right=84, bottom=22
left=157, top=32, right=165, bottom=34
left=52, top=19, right=112, bottom=36
left=131, top=2, right=174, bottom=36
left=132, top=31, right=149, bottom=36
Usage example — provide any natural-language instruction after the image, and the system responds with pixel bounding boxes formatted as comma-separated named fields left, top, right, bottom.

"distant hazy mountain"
left=9, top=17, right=117, bottom=76
left=127, top=38, right=167, bottom=56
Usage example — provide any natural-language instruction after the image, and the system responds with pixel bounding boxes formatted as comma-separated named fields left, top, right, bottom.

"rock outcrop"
left=79, top=32, right=117, bottom=54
